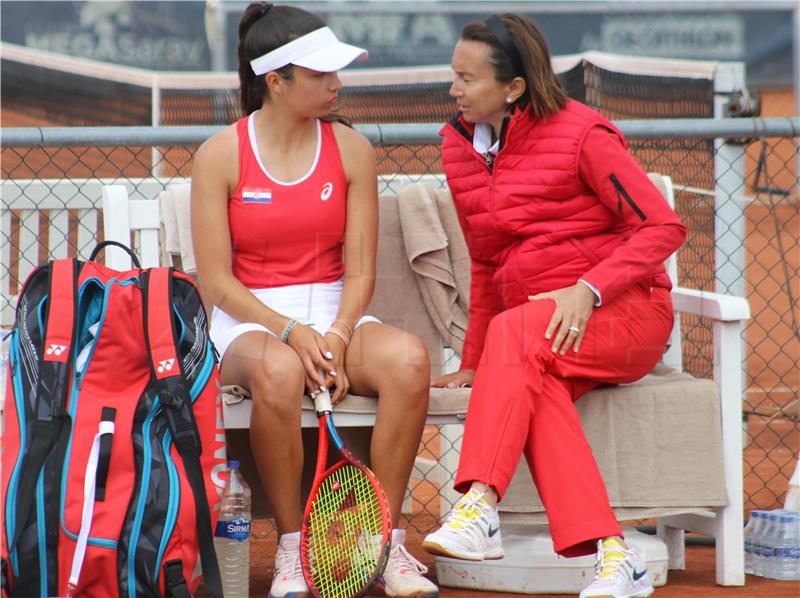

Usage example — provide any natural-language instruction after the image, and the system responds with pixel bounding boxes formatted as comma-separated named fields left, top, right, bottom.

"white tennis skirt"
left=210, top=279, right=380, bottom=361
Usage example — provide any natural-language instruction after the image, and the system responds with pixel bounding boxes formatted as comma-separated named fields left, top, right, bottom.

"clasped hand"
left=528, top=282, right=597, bottom=355
left=285, top=323, right=348, bottom=403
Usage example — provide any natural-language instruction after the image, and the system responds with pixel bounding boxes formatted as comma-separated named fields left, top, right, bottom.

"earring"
left=506, top=97, right=513, bottom=104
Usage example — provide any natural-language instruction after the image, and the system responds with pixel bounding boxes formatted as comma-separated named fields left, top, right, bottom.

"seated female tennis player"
left=191, top=3, right=438, bottom=597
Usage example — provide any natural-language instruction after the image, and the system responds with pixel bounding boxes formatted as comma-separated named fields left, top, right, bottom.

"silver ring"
left=568, top=325, right=580, bottom=333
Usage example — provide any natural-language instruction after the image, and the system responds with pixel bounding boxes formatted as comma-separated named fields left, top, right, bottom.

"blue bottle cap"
left=227, top=460, right=240, bottom=469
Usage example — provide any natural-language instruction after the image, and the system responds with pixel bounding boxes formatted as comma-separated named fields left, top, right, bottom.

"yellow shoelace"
left=444, top=491, right=489, bottom=530
left=597, top=539, right=626, bottom=579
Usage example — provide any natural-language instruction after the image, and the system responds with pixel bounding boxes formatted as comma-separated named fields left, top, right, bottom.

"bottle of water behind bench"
left=759, top=511, right=779, bottom=578
left=744, top=510, right=764, bottom=575
left=214, top=460, right=252, bottom=598
left=773, top=511, right=800, bottom=580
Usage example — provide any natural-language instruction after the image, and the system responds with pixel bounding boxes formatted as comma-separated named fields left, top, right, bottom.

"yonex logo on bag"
left=157, top=358, right=175, bottom=373
left=320, top=182, right=333, bottom=201
left=46, top=344, right=67, bottom=356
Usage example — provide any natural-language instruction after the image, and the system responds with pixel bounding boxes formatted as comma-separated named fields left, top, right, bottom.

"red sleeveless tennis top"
left=228, top=113, right=347, bottom=288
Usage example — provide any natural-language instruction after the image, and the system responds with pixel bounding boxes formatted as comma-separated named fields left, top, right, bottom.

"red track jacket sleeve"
left=577, top=126, right=687, bottom=304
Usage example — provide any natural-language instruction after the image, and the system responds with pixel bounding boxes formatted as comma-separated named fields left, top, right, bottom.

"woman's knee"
left=385, top=332, right=430, bottom=383
left=247, top=348, right=305, bottom=413
left=487, top=302, right=552, bottom=343
left=362, top=330, right=430, bottom=395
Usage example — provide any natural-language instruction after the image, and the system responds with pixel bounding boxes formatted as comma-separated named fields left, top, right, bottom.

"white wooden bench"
left=98, top=178, right=749, bottom=587
left=0, top=177, right=188, bottom=328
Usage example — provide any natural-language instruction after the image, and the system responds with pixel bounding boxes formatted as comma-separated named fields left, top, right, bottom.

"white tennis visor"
left=250, top=27, right=367, bottom=75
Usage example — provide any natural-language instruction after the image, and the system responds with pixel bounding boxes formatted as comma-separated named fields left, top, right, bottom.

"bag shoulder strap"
left=10, top=259, right=77, bottom=554
left=142, top=268, right=223, bottom=598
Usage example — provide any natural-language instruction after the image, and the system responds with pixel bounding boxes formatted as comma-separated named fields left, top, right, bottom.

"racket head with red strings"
left=300, top=390, right=392, bottom=598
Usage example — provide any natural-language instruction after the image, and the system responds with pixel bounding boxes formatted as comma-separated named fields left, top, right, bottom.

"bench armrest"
left=671, top=287, right=751, bottom=322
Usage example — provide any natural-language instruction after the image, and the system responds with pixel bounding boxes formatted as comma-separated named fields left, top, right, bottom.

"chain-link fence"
left=2, top=118, right=798, bottom=531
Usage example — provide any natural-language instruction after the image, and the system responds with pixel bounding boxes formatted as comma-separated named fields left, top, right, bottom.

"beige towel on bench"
left=159, top=183, right=196, bottom=274
left=397, top=182, right=470, bottom=356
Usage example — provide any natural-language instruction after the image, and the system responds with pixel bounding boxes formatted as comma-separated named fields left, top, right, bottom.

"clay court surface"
left=195, top=517, right=800, bottom=597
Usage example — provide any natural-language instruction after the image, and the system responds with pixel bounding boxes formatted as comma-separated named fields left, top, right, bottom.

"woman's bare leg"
left=220, top=331, right=306, bottom=534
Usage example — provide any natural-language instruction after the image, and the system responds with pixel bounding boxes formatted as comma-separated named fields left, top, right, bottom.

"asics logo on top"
left=632, top=568, right=648, bottom=581
left=320, top=182, right=334, bottom=201
left=46, top=344, right=67, bottom=356
left=157, top=358, right=175, bottom=373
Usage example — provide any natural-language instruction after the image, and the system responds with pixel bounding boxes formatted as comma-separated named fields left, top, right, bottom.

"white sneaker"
left=380, top=531, right=439, bottom=597
left=422, top=488, right=504, bottom=561
left=268, top=534, right=310, bottom=598
left=579, top=538, right=654, bottom=598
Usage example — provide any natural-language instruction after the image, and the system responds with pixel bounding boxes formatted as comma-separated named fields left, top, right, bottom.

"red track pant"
left=454, top=285, right=674, bottom=557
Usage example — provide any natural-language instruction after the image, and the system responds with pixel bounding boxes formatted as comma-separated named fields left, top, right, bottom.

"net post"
left=712, top=61, right=747, bottom=299
left=712, top=60, right=748, bottom=443
left=151, top=76, right=163, bottom=178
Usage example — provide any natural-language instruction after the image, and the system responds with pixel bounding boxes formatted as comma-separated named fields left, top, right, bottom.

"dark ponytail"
left=237, top=2, right=326, bottom=115
left=461, top=14, right=567, bottom=119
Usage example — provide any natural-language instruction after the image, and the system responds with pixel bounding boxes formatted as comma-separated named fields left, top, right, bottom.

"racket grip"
left=313, top=370, right=333, bottom=414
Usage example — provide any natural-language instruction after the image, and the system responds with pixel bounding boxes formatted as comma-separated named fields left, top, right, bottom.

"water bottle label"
left=214, top=517, right=250, bottom=541
left=787, top=547, right=800, bottom=559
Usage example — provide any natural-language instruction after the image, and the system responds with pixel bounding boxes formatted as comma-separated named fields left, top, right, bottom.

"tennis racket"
left=300, top=383, right=392, bottom=598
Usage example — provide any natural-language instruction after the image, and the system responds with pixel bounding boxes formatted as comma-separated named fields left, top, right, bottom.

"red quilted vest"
left=441, top=100, right=674, bottom=303
left=441, top=100, right=680, bottom=368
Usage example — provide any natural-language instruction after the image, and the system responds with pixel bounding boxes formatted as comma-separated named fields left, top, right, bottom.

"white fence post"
left=101, top=185, right=133, bottom=270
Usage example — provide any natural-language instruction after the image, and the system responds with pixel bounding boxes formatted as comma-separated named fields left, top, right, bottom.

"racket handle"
left=313, top=370, right=333, bottom=414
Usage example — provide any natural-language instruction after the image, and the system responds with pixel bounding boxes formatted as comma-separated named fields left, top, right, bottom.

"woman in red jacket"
left=422, top=14, right=686, bottom=598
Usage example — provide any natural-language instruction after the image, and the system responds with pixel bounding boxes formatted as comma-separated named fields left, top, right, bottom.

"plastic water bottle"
left=752, top=510, right=773, bottom=576
left=214, top=460, right=251, bottom=598
left=744, top=510, right=764, bottom=575
left=761, top=512, right=780, bottom=578
left=773, top=511, right=800, bottom=580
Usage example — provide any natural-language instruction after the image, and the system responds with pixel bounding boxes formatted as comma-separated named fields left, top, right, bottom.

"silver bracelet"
left=280, top=318, right=300, bottom=343
left=326, top=327, right=350, bottom=347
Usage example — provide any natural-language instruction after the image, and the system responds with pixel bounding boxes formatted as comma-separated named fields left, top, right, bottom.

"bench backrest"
left=2, top=179, right=104, bottom=326
left=1, top=178, right=192, bottom=327
left=101, top=184, right=450, bottom=375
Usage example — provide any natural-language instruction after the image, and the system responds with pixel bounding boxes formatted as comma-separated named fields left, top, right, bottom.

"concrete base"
left=435, top=525, right=668, bottom=594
